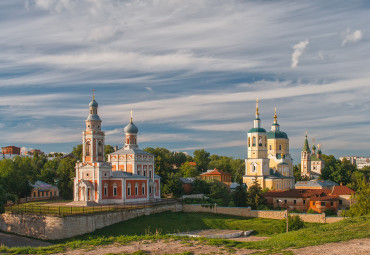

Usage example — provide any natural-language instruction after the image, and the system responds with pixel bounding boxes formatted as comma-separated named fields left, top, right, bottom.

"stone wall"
left=0, top=203, right=182, bottom=240
left=183, top=204, right=345, bottom=223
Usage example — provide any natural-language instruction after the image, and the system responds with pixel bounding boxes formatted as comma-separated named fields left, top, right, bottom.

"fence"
left=5, top=198, right=178, bottom=217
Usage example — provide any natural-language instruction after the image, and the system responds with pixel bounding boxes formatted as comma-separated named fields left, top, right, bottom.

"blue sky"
left=1, top=0, right=370, bottom=164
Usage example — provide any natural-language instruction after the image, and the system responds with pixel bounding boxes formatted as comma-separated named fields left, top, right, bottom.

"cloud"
left=342, top=29, right=363, bottom=45
left=145, top=87, right=153, bottom=92
left=291, top=39, right=309, bottom=68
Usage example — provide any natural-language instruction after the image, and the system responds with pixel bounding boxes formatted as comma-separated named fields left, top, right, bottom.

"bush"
left=280, top=215, right=305, bottom=232
left=324, top=209, right=337, bottom=217
left=307, top=208, right=319, bottom=214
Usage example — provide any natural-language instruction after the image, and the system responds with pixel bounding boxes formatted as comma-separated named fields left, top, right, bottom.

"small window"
left=252, top=137, right=256, bottom=146
left=142, top=184, right=145, bottom=195
left=104, top=186, right=108, bottom=196
left=258, top=136, right=262, bottom=146
left=149, top=186, right=152, bottom=194
left=113, top=186, right=117, bottom=196
left=303, top=200, right=306, bottom=205
left=269, top=145, right=272, bottom=150
left=276, top=199, right=279, bottom=203
left=339, top=200, right=343, bottom=205
left=330, top=202, right=333, bottom=206
left=127, top=184, right=131, bottom=196
left=279, top=145, right=282, bottom=150
left=321, top=202, right=325, bottom=206
left=135, top=184, right=138, bottom=196
left=294, top=200, right=296, bottom=204
left=313, top=202, right=316, bottom=205
left=284, top=200, right=287, bottom=204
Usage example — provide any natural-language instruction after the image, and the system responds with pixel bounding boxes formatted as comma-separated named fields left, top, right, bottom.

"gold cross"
left=92, top=89, right=96, bottom=100
left=130, top=110, right=133, bottom=122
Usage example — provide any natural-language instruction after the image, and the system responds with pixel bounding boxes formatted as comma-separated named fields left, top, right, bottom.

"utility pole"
left=286, top=207, right=289, bottom=232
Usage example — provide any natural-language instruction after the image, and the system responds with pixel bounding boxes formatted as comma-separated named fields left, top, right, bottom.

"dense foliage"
left=0, top=153, right=76, bottom=202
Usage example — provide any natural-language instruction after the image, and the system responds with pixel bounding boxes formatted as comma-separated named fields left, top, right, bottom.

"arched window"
left=113, top=184, right=117, bottom=196
left=279, top=145, right=282, bottom=150
left=104, top=184, right=108, bottom=196
left=135, top=183, right=139, bottom=196
left=269, top=145, right=272, bottom=150
left=252, top=137, right=256, bottom=146
left=98, top=141, right=103, bottom=156
left=149, top=170, right=152, bottom=178
left=142, top=183, right=145, bottom=195
left=86, top=141, right=91, bottom=156
left=251, top=163, right=257, bottom=173
left=126, top=138, right=129, bottom=144
left=259, top=136, right=262, bottom=146
left=127, top=183, right=131, bottom=196
left=149, top=184, right=152, bottom=194
left=248, top=137, right=250, bottom=147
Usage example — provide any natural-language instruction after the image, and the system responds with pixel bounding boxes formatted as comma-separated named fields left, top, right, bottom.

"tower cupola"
left=124, top=111, right=139, bottom=149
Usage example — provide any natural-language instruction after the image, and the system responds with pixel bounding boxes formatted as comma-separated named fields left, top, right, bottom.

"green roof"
left=248, top=127, right=266, bottom=133
left=302, top=135, right=310, bottom=152
left=311, top=154, right=323, bottom=162
left=267, top=131, right=288, bottom=139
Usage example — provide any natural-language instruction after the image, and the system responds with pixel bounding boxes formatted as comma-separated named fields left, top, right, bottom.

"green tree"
left=280, top=215, right=305, bottom=232
left=191, top=179, right=210, bottom=194
left=0, top=181, right=7, bottom=213
left=161, top=173, right=183, bottom=198
left=208, top=181, right=230, bottom=206
left=71, top=144, right=83, bottom=161
left=38, top=158, right=60, bottom=184
left=105, top=145, right=115, bottom=161
left=0, top=158, right=32, bottom=201
left=232, top=184, right=247, bottom=207
left=247, top=178, right=267, bottom=209
left=342, top=178, right=370, bottom=217
left=179, top=161, right=198, bottom=177
left=193, top=149, right=210, bottom=172
left=56, top=157, right=76, bottom=200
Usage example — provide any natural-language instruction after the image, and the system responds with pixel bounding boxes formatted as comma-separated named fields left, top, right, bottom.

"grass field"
left=0, top=212, right=369, bottom=254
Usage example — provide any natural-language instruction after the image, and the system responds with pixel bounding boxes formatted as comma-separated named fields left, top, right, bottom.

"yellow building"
left=243, top=99, right=294, bottom=191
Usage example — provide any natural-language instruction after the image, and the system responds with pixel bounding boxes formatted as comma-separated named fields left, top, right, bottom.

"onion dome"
left=124, top=111, right=138, bottom=134
left=267, top=107, right=288, bottom=139
left=89, top=100, right=98, bottom=108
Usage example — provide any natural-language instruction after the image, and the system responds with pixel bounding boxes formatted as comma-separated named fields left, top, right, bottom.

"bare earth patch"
left=291, top=238, right=370, bottom=255
left=55, top=239, right=259, bottom=255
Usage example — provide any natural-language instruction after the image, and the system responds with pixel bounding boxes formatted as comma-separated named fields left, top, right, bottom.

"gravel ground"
left=0, top=232, right=51, bottom=248
left=291, top=238, right=370, bottom=255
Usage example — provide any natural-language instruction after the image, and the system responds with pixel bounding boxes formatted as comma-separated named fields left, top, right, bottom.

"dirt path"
left=291, top=238, right=370, bottom=255
left=0, top=232, right=51, bottom=248
left=55, top=239, right=259, bottom=255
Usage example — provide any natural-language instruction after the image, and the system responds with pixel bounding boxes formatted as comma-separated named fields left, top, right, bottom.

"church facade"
left=301, top=134, right=325, bottom=179
left=73, top=96, right=160, bottom=205
left=243, top=99, right=294, bottom=191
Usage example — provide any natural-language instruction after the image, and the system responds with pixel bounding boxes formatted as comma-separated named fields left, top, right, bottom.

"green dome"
left=267, top=131, right=288, bottom=139
left=248, top=127, right=266, bottom=133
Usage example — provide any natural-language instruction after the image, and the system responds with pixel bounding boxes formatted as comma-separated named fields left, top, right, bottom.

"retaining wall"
left=183, top=204, right=344, bottom=223
left=0, top=203, right=182, bottom=240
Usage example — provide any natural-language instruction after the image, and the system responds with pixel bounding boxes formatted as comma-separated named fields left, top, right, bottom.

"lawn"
left=74, top=211, right=299, bottom=238
left=0, top=212, right=369, bottom=254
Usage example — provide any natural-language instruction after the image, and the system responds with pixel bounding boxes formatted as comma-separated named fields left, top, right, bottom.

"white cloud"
left=342, top=29, right=363, bottom=45
left=291, top=39, right=309, bottom=69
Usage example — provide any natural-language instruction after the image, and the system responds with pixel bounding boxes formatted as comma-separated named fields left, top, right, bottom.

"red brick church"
left=73, top=96, right=161, bottom=205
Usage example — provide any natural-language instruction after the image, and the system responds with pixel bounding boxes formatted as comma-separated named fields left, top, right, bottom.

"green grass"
left=0, top=212, right=369, bottom=254
left=68, top=211, right=300, bottom=239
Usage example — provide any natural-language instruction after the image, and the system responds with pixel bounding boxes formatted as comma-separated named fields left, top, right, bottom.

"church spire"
left=271, top=107, right=280, bottom=132
left=255, top=97, right=260, bottom=119
left=302, top=132, right=311, bottom=152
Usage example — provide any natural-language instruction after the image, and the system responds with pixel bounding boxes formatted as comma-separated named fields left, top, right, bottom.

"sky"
left=1, top=0, right=370, bottom=164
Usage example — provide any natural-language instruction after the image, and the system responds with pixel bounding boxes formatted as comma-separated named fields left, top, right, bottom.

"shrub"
left=307, top=208, right=319, bottom=214
left=280, top=215, right=305, bottom=232
left=324, top=209, right=337, bottom=217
